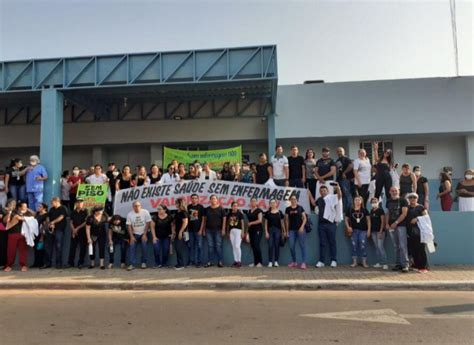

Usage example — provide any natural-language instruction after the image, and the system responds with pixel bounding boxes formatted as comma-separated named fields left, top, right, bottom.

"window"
left=360, top=141, right=393, bottom=162
left=405, top=145, right=427, bottom=155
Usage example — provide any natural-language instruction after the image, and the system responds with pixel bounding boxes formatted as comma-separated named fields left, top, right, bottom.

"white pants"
left=459, top=197, right=474, bottom=212
left=230, top=228, right=242, bottom=262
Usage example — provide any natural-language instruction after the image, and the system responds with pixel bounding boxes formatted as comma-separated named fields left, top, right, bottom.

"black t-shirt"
left=247, top=208, right=263, bottom=233
left=48, top=206, right=68, bottom=232
left=227, top=210, right=244, bottom=230
left=456, top=182, right=474, bottom=198
left=183, top=173, right=196, bottom=181
left=118, top=176, right=132, bottom=190
left=288, top=156, right=305, bottom=180
left=386, top=197, right=409, bottom=226
left=370, top=207, right=385, bottom=233
left=345, top=207, right=369, bottom=231
left=316, top=158, right=336, bottom=181
left=174, top=210, right=188, bottom=232
left=35, top=213, right=48, bottom=228
left=135, top=176, right=147, bottom=187
left=153, top=214, right=173, bottom=239
left=416, top=176, right=428, bottom=195
left=336, top=156, right=354, bottom=181
left=316, top=197, right=330, bottom=224
left=6, top=166, right=26, bottom=186
left=265, top=210, right=283, bottom=229
left=187, top=204, right=204, bottom=232
left=376, top=162, right=390, bottom=176
left=285, top=205, right=304, bottom=231
left=148, top=174, right=161, bottom=184
left=110, top=219, right=127, bottom=240
left=406, top=205, right=426, bottom=234
left=255, top=163, right=271, bottom=184
left=205, top=206, right=226, bottom=232
left=221, top=170, right=235, bottom=181
left=86, top=214, right=108, bottom=237
left=106, top=171, right=118, bottom=194
left=71, top=209, right=88, bottom=228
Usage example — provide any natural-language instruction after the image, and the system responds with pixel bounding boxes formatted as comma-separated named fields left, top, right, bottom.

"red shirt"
left=67, top=175, right=83, bottom=194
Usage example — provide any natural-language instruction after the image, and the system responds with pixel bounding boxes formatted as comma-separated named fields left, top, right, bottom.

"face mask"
left=112, top=171, right=119, bottom=177
left=414, top=171, right=421, bottom=177
left=30, top=161, right=37, bottom=166
left=466, top=175, right=473, bottom=180
left=371, top=203, right=378, bottom=208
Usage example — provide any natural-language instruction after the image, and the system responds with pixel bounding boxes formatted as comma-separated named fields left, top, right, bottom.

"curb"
left=0, top=279, right=472, bottom=291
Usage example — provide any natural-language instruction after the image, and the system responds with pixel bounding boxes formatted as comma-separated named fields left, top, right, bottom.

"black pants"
left=356, top=184, right=370, bottom=208
left=249, top=230, right=263, bottom=265
left=306, top=179, right=317, bottom=198
left=90, top=233, right=107, bottom=262
left=68, top=230, right=88, bottom=266
left=174, top=238, right=187, bottom=267
left=32, top=237, right=44, bottom=268
left=375, top=173, right=392, bottom=199
left=0, top=231, right=8, bottom=267
left=408, top=233, right=428, bottom=270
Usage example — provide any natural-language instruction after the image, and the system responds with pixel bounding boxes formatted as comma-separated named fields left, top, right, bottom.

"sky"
left=0, top=0, right=472, bottom=85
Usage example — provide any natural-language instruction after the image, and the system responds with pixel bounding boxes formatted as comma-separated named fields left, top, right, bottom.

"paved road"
left=0, top=290, right=472, bottom=344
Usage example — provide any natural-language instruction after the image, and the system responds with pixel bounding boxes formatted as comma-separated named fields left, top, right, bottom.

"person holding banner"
left=173, top=198, right=189, bottom=270
left=148, top=164, right=162, bottom=184
left=160, top=164, right=181, bottom=184
left=227, top=202, right=245, bottom=268
left=116, top=165, right=133, bottom=191
left=285, top=195, right=308, bottom=270
left=198, top=163, right=217, bottom=181
left=187, top=194, right=205, bottom=267
left=151, top=205, right=174, bottom=268
left=203, top=195, right=226, bottom=268
left=126, top=201, right=152, bottom=271
left=247, top=198, right=264, bottom=268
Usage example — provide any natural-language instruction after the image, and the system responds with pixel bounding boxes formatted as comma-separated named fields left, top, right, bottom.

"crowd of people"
left=0, top=144, right=473, bottom=274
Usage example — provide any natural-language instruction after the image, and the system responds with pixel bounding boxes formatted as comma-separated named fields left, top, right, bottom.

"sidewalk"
left=0, top=265, right=472, bottom=291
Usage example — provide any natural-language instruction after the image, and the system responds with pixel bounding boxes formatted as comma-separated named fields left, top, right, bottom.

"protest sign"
left=163, top=146, right=242, bottom=170
left=76, top=184, right=109, bottom=210
left=113, top=180, right=310, bottom=217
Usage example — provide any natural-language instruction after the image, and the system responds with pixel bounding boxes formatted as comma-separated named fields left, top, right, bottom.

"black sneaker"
left=392, top=265, right=402, bottom=271
left=204, top=262, right=213, bottom=268
left=217, top=262, right=224, bottom=268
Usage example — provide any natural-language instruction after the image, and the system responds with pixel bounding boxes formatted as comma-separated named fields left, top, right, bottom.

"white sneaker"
left=141, top=263, right=147, bottom=269
left=330, top=261, right=337, bottom=268
left=256, top=263, right=263, bottom=268
left=268, top=262, right=273, bottom=268
left=274, top=262, right=279, bottom=267
left=373, top=263, right=382, bottom=268
left=382, top=265, right=389, bottom=270
left=315, top=261, right=325, bottom=268
left=248, top=263, right=255, bottom=268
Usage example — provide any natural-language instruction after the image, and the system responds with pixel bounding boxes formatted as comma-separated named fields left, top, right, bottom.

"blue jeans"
left=339, top=179, right=353, bottom=213
left=388, top=226, right=409, bottom=268
left=9, top=184, right=26, bottom=202
left=187, top=231, right=203, bottom=265
left=318, top=222, right=337, bottom=262
left=268, top=226, right=281, bottom=263
left=206, top=230, right=223, bottom=265
left=371, top=231, right=387, bottom=265
left=153, top=238, right=170, bottom=267
left=27, top=191, right=43, bottom=211
left=351, top=229, right=368, bottom=258
left=44, top=230, right=64, bottom=267
left=128, top=233, right=148, bottom=266
left=109, top=237, right=128, bottom=265
left=288, top=230, right=306, bottom=263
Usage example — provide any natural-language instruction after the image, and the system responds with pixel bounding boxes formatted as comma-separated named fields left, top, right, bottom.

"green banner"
left=164, top=146, right=242, bottom=170
left=76, top=184, right=108, bottom=210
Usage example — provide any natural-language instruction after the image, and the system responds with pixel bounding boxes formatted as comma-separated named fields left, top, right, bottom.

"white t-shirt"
left=126, top=209, right=152, bottom=235
left=271, top=155, right=289, bottom=180
left=159, top=173, right=180, bottom=184
left=86, top=174, right=108, bottom=185
left=198, top=170, right=217, bottom=181
left=353, top=158, right=372, bottom=185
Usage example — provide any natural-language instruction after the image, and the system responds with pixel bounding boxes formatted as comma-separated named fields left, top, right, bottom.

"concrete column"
left=92, top=147, right=104, bottom=166
left=347, top=137, right=360, bottom=159
left=466, top=134, right=474, bottom=169
left=267, top=113, right=276, bottom=157
left=150, top=144, right=163, bottom=167
left=40, top=89, right=64, bottom=202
